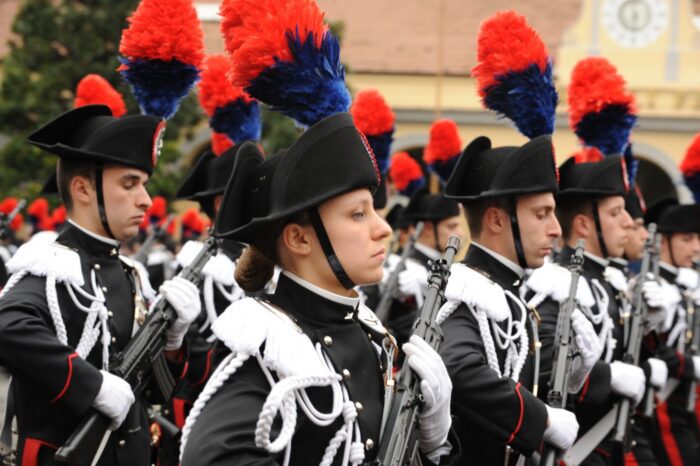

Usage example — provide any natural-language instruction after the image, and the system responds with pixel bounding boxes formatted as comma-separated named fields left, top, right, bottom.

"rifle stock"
left=55, top=236, right=218, bottom=465
left=540, top=240, right=585, bottom=466
left=375, top=222, right=425, bottom=322
left=375, top=235, right=460, bottom=466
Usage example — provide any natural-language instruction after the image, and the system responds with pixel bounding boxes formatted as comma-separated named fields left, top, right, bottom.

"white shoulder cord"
left=0, top=270, right=28, bottom=298
left=589, top=279, right=616, bottom=363
left=180, top=351, right=249, bottom=458
left=65, top=270, right=110, bottom=368
left=200, top=277, right=246, bottom=342
left=667, top=304, right=687, bottom=351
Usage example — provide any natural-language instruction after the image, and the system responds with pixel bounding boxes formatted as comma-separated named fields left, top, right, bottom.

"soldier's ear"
left=572, top=213, right=591, bottom=240
left=482, top=205, right=507, bottom=235
left=280, top=222, right=313, bottom=258
left=70, top=175, right=94, bottom=208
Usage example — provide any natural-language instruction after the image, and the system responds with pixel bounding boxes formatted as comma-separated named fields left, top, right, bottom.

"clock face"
left=603, top=0, right=668, bottom=48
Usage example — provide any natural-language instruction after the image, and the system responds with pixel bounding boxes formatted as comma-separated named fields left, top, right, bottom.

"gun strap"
left=95, top=161, right=116, bottom=240
left=0, top=382, right=14, bottom=455
left=591, top=199, right=609, bottom=259
left=508, top=197, right=528, bottom=269
left=307, top=208, right=356, bottom=290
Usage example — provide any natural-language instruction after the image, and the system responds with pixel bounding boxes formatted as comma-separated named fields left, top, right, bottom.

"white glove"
left=397, top=265, right=429, bottom=305
left=403, top=335, right=452, bottom=454
left=92, top=370, right=135, bottom=430
left=159, top=277, right=201, bottom=350
left=693, top=356, right=700, bottom=382
left=567, top=309, right=602, bottom=393
left=610, top=361, right=646, bottom=405
left=642, top=280, right=665, bottom=309
left=644, top=306, right=668, bottom=334
left=543, top=405, right=579, bottom=451
left=647, top=358, right=668, bottom=389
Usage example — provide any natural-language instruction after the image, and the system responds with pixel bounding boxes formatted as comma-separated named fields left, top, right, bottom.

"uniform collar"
left=270, top=271, right=361, bottom=327
left=414, top=242, right=441, bottom=261
left=659, top=261, right=678, bottom=283
left=608, top=257, right=629, bottom=273
left=559, top=246, right=607, bottom=278
left=57, top=220, right=120, bottom=258
left=463, top=243, right=524, bottom=292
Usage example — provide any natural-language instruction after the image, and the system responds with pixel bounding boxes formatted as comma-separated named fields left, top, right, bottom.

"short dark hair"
left=57, top=158, right=96, bottom=212
left=556, top=197, right=593, bottom=241
left=462, top=197, right=510, bottom=238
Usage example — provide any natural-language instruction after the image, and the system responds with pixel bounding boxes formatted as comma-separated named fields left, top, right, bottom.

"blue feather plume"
left=366, top=131, right=393, bottom=173
left=482, top=61, right=558, bottom=139
left=210, top=98, right=262, bottom=143
left=574, top=104, right=636, bottom=156
left=119, top=58, right=200, bottom=120
left=623, top=143, right=639, bottom=188
left=684, top=172, right=700, bottom=203
left=245, top=29, right=350, bottom=128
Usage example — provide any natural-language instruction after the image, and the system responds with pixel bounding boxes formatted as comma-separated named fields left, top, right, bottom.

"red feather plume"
left=211, top=132, right=235, bottom=156
left=181, top=208, right=205, bottom=233
left=389, top=152, right=423, bottom=191
left=220, top=0, right=328, bottom=88
left=150, top=196, right=168, bottom=219
left=74, top=74, right=127, bottom=117
left=472, top=10, right=549, bottom=98
left=27, top=198, right=49, bottom=219
left=198, top=54, right=253, bottom=117
left=38, top=216, right=54, bottom=232
left=0, top=198, right=23, bottom=232
left=568, top=57, right=636, bottom=129
left=424, top=119, right=462, bottom=163
left=350, top=89, right=395, bottom=136
left=51, top=206, right=66, bottom=225
left=681, top=133, right=700, bottom=175
left=120, top=0, right=205, bottom=67
left=572, top=146, right=604, bottom=164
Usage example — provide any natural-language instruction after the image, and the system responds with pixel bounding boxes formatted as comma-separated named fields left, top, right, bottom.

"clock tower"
left=558, top=0, right=700, bottom=87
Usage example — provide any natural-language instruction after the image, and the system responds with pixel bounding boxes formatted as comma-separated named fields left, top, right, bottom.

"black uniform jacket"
left=181, top=272, right=389, bottom=466
left=439, top=244, right=548, bottom=465
left=0, top=222, right=183, bottom=466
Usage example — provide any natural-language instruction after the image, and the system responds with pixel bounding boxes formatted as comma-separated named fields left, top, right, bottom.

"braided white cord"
left=0, top=270, right=27, bottom=298
left=45, top=274, right=69, bottom=346
left=471, top=307, right=501, bottom=377
left=667, top=305, right=687, bottom=350
left=293, top=344, right=343, bottom=426
left=180, top=352, right=249, bottom=458
left=215, top=280, right=244, bottom=304
left=587, top=279, right=609, bottom=325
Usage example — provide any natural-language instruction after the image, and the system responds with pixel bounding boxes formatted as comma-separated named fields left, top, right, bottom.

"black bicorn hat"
left=556, top=155, right=628, bottom=201
left=215, top=113, right=380, bottom=243
left=657, top=203, right=700, bottom=234
left=176, top=144, right=244, bottom=201
left=26, top=105, right=165, bottom=176
left=444, top=134, right=559, bottom=202
left=402, top=188, right=460, bottom=224
left=625, top=185, right=646, bottom=220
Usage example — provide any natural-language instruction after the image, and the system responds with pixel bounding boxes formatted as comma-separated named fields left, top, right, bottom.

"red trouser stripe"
left=656, top=401, right=684, bottom=466
left=22, top=438, right=57, bottom=466
left=625, top=451, right=640, bottom=466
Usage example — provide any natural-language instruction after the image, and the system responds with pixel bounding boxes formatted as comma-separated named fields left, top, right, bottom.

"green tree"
left=0, top=0, right=203, bottom=201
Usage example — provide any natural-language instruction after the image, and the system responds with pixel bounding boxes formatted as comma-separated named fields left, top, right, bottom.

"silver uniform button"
left=118, top=439, right=126, bottom=447
left=342, top=369, right=351, bottom=380
left=102, top=286, right=108, bottom=293
left=323, top=336, right=333, bottom=347
left=94, top=264, right=101, bottom=271
left=354, top=401, right=363, bottom=412
left=111, top=336, right=117, bottom=344
left=365, top=438, right=374, bottom=450
left=107, top=310, right=114, bottom=318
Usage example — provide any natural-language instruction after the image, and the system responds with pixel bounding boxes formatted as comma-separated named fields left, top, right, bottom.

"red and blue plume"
left=74, top=74, right=127, bottom=117
left=350, top=89, right=395, bottom=173
left=472, top=11, right=558, bottom=139
left=680, top=133, right=700, bottom=203
left=623, top=143, right=639, bottom=188
left=27, top=198, right=50, bottom=231
left=424, top=119, right=462, bottom=183
left=568, top=57, right=637, bottom=156
left=211, top=132, right=234, bottom=156
left=181, top=208, right=205, bottom=240
left=149, top=196, right=168, bottom=224
left=199, top=54, right=262, bottom=144
left=389, top=151, right=426, bottom=196
left=119, top=0, right=205, bottom=119
left=220, top=0, right=350, bottom=128
left=51, top=206, right=67, bottom=230
left=0, top=198, right=24, bottom=232
left=572, top=146, right=604, bottom=164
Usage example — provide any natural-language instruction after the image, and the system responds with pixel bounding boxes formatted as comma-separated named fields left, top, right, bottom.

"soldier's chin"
left=527, top=254, right=546, bottom=269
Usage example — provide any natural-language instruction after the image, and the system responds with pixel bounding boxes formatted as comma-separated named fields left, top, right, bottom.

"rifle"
left=374, top=234, right=460, bottom=466
left=539, top=240, right=585, bottom=466
left=0, top=199, right=25, bottom=240
left=55, top=235, right=218, bottom=466
left=375, top=222, right=425, bottom=322
left=611, top=224, right=658, bottom=463
left=132, top=215, right=175, bottom=265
